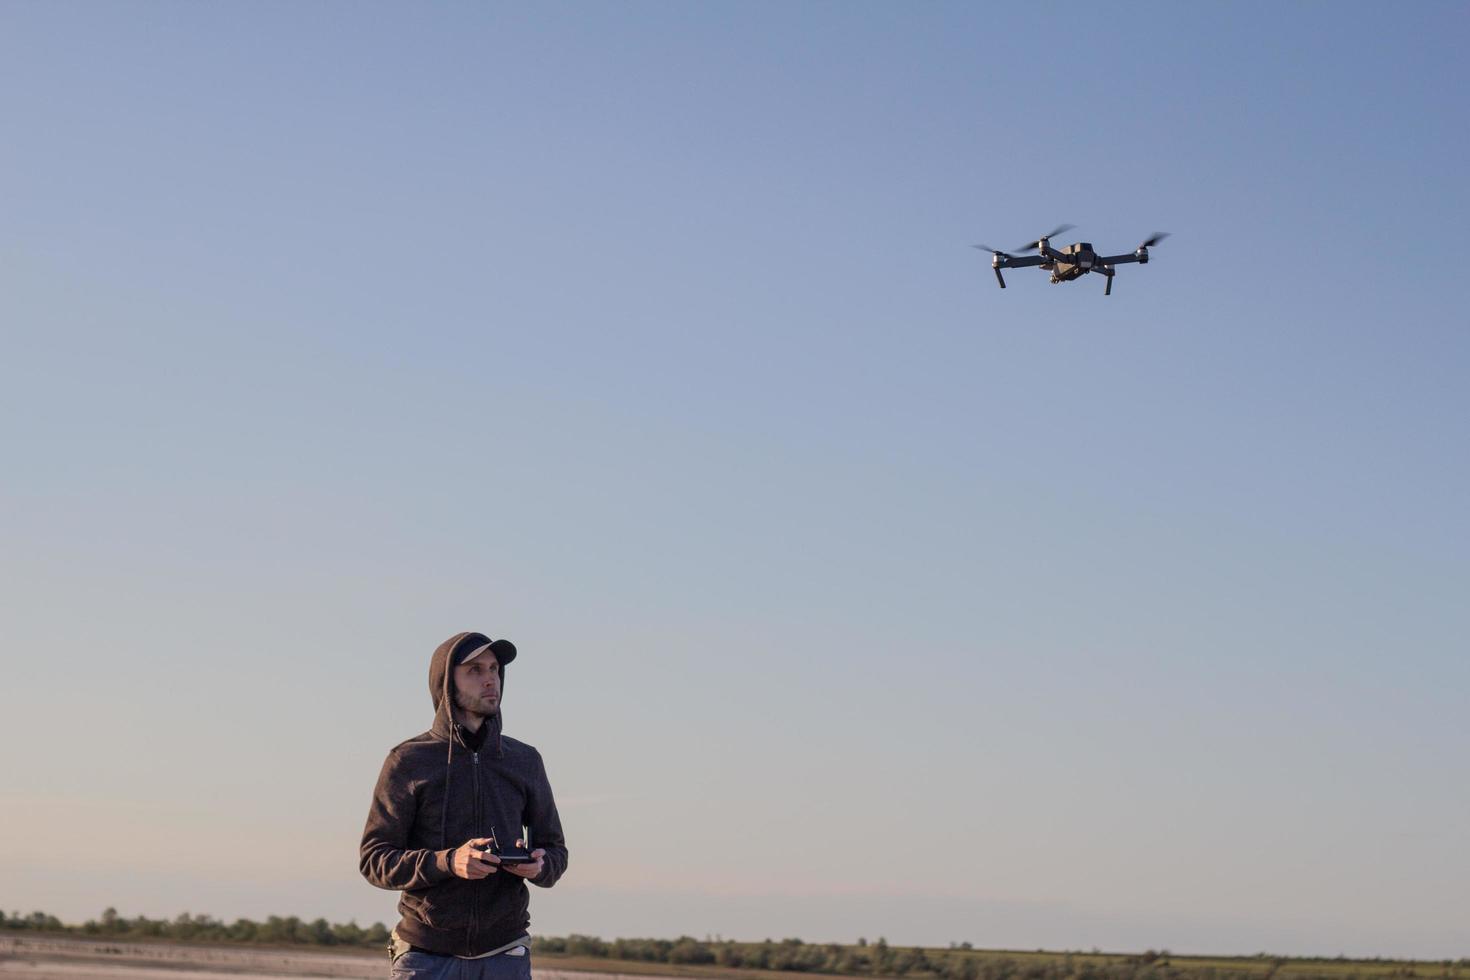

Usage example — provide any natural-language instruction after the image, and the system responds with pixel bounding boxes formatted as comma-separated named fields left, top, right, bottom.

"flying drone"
left=974, top=225, right=1169, bottom=295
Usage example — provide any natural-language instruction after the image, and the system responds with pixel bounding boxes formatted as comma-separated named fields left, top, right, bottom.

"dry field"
left=5, top=936, right=1460, bottom=980
left=0, top=936, right=663, bottom=980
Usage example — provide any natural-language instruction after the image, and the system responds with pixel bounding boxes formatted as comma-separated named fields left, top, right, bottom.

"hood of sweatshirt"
left=429, top=631, right=518, bottom=755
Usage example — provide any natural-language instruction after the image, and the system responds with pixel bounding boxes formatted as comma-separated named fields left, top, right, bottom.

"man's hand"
left=503, top=846, right=545, bottom=880
left=451, top=838, right=501, bottom=879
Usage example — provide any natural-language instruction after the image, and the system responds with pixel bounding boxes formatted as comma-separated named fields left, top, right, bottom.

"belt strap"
left=408, top=936, right=531, bottom=960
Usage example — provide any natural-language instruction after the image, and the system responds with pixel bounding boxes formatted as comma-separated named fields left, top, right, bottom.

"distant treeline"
left=3, top=910, right=1466, bottom=980
left=1, top=908, right=390, bottom=948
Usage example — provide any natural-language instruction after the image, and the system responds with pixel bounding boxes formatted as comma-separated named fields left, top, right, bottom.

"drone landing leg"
left=1104, top=273, right=1113, bottom=296
left=993, top=267, right=1006, bottom=289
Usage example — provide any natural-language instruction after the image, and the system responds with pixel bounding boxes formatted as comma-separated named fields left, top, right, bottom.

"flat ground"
left=4, top=935, right=1462, bottom=980
left=0, top=936, right=668, bottom=980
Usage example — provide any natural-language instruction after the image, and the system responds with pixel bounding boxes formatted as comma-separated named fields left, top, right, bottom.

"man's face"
left=452, top=653, right=501, bottom=717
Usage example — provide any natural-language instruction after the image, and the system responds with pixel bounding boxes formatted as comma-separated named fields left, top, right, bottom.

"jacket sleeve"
left=524, top=749, right=568, bottom=888
left=360, top=748, right=458, bottom=890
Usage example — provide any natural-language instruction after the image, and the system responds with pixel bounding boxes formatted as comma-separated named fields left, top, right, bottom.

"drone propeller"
left=1016, top=224, right=1075, bottom=252
left=973, top=245, right=1010, bottom=287
left=1139, top=232, right=1170, bottom=248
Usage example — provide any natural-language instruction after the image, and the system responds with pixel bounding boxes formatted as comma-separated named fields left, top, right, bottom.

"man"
left=361, top=631, right=568, bottom=978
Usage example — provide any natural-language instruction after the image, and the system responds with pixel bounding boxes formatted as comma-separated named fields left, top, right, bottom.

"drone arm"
left=975, top=247, right=1045, bottom=289
left=1098, top=252, right=1142, bottom=266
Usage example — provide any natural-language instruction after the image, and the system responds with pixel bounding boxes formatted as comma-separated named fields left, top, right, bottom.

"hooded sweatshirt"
left=360, top=632, right=568, bottom=957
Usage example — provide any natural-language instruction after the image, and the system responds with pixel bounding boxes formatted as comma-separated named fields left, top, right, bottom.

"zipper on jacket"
left=469, top=751, right=480, bottom=955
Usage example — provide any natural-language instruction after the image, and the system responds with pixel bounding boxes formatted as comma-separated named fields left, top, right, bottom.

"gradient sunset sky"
left=2, top=1, right=1466, bottom=959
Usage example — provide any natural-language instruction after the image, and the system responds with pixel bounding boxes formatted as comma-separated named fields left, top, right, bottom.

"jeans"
left=391, top=950, right=532, bottom=980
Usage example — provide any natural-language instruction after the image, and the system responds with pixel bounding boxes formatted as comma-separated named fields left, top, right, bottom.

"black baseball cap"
left=453, top=635, right=517, bottom=668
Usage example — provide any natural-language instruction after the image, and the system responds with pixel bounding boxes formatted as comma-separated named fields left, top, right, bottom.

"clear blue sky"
left=2, top=0, right=1466, bottom=960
